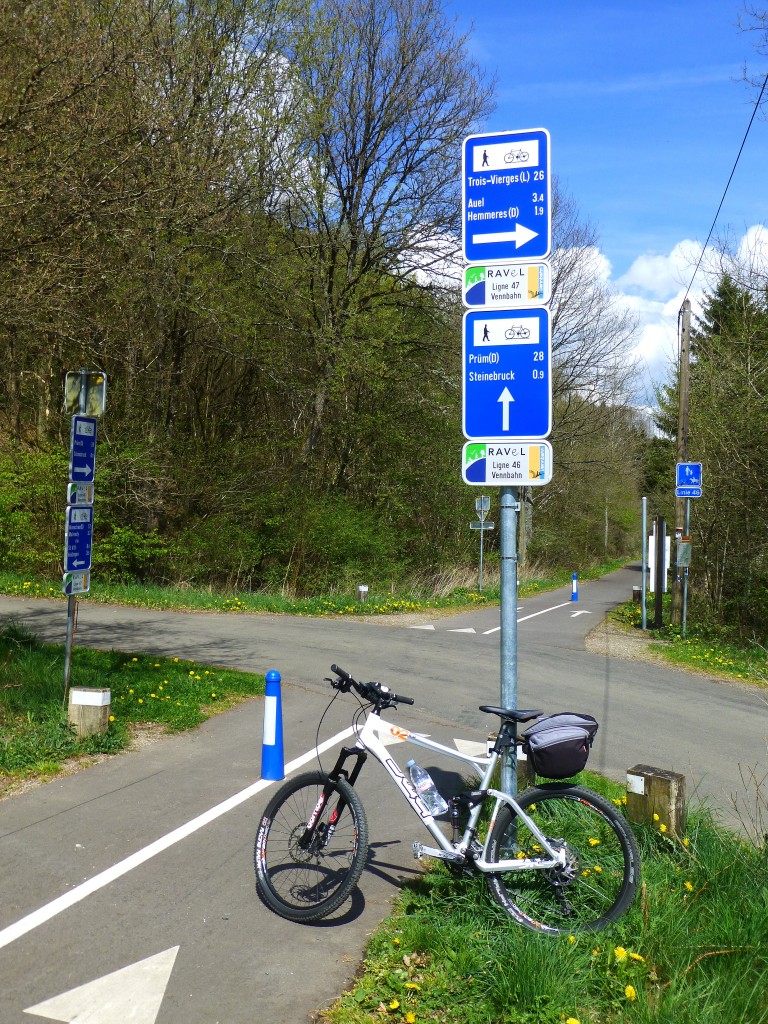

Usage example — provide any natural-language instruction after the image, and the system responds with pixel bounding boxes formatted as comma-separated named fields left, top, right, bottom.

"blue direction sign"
left=676, top=461, right=703, bottom=498
left=463, top=128, right=551, bottom=264
left=64, top=505, right=93, bottom=572
left=463, top=308, right=551, bottom=440
left=69, top=415, right=97, bottom=483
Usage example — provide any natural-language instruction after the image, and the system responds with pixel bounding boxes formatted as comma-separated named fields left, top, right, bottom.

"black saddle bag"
left=522, top=713, right=599, bottom=779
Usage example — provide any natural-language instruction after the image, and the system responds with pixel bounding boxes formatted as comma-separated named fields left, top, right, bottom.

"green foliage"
left=321, top=791, right=768, bottom=1024
left=0, top=622, right=264, bottom=779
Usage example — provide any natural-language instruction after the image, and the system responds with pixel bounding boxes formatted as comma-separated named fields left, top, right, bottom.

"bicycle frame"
left=326, top=706, right=568, bottom=876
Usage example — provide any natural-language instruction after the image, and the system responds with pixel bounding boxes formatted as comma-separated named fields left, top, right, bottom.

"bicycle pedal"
left=412, top=842, right=423, bottom=861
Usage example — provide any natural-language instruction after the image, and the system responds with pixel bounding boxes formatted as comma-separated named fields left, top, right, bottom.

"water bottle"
left=407, top=759, right=449, bottom=816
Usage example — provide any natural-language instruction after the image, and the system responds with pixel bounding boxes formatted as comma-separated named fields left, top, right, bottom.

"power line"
left=681, top=70, right=768, bottom=307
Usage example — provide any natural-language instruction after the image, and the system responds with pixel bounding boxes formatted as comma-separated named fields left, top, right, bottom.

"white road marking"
left=24, top=946, right=180, bottom=1024
left=0, top=727, right=355, bottom=952
left=422, top=600, right=576, bottom=636
left=453, top=738, right=488, bottom=758
left=571, top=610, right=592, bottom=617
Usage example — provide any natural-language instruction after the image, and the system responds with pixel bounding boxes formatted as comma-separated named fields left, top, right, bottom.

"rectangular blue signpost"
left=462, top=128, right=551, bottom=264
left=675, top=462, right=702, bottom=498
left=462, top=307, right=551, bottom=440
left=64, top=505, right=93, bottom=572
left=69, top=415, right=97, bottom=483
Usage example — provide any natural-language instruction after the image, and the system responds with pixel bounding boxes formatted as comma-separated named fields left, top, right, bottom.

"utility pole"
left=671, top=299, right=691, bottom=626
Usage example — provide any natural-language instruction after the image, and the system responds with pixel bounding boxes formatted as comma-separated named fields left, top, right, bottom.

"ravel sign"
left=462, top=440, right=553, bottom=486
left=462, top=128, right=551, bottom=264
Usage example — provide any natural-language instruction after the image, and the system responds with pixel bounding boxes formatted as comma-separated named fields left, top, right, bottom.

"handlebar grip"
left=330, top=664, right=353, bottom=682
left=394, top=694, right=415, bottom=705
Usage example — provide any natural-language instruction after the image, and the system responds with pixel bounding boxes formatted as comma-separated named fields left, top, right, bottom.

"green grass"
left=610, top=600, right=768, bottom=686
left=0, top=621, right=264, bottom=782
left=0, top=560, right=628, bottom=617
left=319, top=778, right=768, bottom=1024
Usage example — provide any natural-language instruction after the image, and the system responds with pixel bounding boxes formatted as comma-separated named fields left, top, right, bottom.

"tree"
left=271, top=0, right=494, bottom=480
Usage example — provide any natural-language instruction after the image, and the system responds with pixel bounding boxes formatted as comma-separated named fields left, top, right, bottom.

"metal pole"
left=641, top=496, right=647, bottom=630
left=479, top=520, right=484, bottom=592
left=682, top=498, right=690, bottom=637
left=64, top=370, right=88, bottom=697
left=499, top=485, right=518, bottom=795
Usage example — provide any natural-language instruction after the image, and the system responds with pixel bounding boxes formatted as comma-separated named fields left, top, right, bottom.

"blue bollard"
left=571, top=573, right=578, bottom=602
left=261, top=670, right=285, bottom=780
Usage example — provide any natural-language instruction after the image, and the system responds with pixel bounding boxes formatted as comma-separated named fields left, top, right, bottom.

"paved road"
left=0, top=568, right=765, bottom=1023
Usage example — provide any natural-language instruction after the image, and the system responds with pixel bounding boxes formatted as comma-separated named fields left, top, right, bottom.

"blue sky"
left=445, top=1, right=768, bottom=392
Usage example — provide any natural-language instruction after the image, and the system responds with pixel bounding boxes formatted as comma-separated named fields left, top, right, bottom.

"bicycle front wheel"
left=254, top=771, right=369, bottom=922
left=485, top=784, right=640, bottom=934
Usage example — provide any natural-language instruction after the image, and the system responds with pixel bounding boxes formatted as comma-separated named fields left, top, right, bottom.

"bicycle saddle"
left=479, top=706, right=542, bottom=723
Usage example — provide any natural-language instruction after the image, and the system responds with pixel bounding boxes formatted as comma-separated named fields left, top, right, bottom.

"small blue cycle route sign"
left=675, top=462, right=703, bottom=498
left=64, top=505, right=93, bottom=572
left=462, top=128, right=551, bottom=264
left=69, top=415, right=97, bottom=483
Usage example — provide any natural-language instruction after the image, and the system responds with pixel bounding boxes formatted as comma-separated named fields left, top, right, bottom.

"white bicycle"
left=254, top=665, right=640, bottom=934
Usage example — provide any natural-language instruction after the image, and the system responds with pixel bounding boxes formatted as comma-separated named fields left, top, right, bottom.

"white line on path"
left=0, top=726, right=355, bottom=952
left=483, top=600, right=574, bottom=634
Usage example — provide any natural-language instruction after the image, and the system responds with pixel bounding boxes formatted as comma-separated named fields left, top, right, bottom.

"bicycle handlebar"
left=329, top=664, right=415, bottom=707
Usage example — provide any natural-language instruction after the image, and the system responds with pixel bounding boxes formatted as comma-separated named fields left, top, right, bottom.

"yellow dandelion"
left=404, top=983, right=420, bottom=990
left=588, top=837, right=600, bottom=847
left=652, top=813, right=659, bottom=821
left=109, top=715, right=115, bottom=722
left=568, top=934, right=576, bottom=944
left=405, top=1015, right=416, bottom=1024
left=625, top=984, right=637, bottom=1001
left=132, top=657, right=138, bottom=662
left=684, top=881, right=694, bottom=892
left=138, top=698, right=143, bottom=704
left=614, top=946, right=628, bottom=963
left=659, top=823, right=667, bottom=833
left=389, top=998, right=399, bottom=1010
left=630, top=952, right=645, bottom=962
left=566, top=1019, right=581, bottom=1024
left=683, top=837, right=690, bottom=846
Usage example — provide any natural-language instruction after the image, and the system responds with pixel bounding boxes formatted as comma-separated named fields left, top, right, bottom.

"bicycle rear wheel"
left=485, top=783, right=640, bottom=934
left=254, top=771, right=369, bottom=922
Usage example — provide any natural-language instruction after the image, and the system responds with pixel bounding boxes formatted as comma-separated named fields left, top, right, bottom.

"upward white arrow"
left=497, top=386, right=514, bottom=431
left=24, top=946, right=179, bottom=1024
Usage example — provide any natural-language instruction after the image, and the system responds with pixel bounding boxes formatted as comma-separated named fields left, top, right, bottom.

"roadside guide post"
left=62, top=370, right=107, bottom=695
left=461, top=129, right=552, bottom=795
left=470, top=496, right=493, bottom=591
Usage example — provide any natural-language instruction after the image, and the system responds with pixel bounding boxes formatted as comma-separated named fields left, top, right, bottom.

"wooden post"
left=68, top=688, right=111, bottom=739
left=671, top=300, right=691, bottom=626
left=626, top=763, right=686, bottom=836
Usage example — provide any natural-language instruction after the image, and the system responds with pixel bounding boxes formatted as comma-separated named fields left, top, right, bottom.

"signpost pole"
left=63, top=375, right=88, bottom=696
left=499, top=486, right=518, bottom=795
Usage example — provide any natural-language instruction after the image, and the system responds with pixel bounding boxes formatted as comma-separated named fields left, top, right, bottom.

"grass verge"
left=319, top=775, right=768, bottom=1024
left=610, top=600, right=768, bottom=687
left=0, top=561, right=628, bottom=617
left=0, top=621, right=264, bottom=788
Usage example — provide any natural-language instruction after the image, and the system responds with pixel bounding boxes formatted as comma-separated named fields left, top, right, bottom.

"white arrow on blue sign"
left=69, top=415, right=97, bottom=483
left=462, top=307, right=551, bottom=440
left=462, top=128, right=551, bottom=264
left=64, top=504, right=93, bottom=572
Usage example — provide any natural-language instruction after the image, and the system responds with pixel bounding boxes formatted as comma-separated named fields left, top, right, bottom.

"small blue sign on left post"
left=64, top=505, right=93, bottom=572
left=69, top=415, right=97, bottom=483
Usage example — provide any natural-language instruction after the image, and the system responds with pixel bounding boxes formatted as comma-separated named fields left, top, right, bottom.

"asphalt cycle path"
left=0, top=566, right=765, bottom=1023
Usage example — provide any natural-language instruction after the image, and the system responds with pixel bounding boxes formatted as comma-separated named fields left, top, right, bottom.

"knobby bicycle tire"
left=254, top=771, right=369, bottom=922
left=485, top=783, right=640, bottom=934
